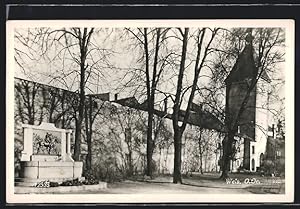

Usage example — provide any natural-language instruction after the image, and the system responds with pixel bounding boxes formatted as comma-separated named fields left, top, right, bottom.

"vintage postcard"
left=6, top=19, right=294, bottom=203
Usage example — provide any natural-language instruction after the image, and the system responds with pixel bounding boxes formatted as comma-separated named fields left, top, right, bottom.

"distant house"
left=264, top=124, right=285, bottom=175
left=223, top=33, right=272, bottom=172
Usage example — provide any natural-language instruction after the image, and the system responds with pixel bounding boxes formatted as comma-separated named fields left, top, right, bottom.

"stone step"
left=15, top=177, right=86, bottom=187
left=15, top=177, right=85, bottom=182
left=15, top=182, right=107, bottom=194
left=15, top=181, right=36, bottom=187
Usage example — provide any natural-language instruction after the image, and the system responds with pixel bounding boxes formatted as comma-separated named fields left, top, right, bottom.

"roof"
left=225, top=42, right=271, bottom=84
left=115, top=97, right=142, bottom=109
left=236, top=133, right=255, bottom=142
left=114, top=97, right=224, bottom=131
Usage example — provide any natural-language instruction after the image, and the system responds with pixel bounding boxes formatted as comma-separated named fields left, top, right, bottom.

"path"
left=53, top=180, right=251, bottom=194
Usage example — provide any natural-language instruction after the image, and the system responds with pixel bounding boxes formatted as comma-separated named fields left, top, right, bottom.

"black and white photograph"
left=6, top=20, right=294, bottom=203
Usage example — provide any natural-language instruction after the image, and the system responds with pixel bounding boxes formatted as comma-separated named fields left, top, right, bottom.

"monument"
left=16, top=122, right=83, bottom=186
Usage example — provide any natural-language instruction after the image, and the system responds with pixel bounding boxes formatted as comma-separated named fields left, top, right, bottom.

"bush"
left=60, top=178, right=83, bottom=186
left=82, top=172, right=99, bottom=185
left=50, top=181, right=60, bottom=187
left=89, top=160, right=124, bottom=183
left=261, top=159, right=284, bottom=176
left=275, top=159, right=285, bottom=177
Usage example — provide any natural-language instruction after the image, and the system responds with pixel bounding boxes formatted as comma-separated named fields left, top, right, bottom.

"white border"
left=6, top=19, right=295, bottom=203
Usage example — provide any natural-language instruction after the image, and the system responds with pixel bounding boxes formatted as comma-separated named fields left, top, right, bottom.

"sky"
left=12, top=24, right=287, bottom=123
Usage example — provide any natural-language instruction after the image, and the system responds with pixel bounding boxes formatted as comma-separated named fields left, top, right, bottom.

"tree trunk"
left=204, top=154, right=208, bottom=172
left=172, top=28, right=189, bottom=184
left=128, top=150, right=133, bottom=176
left=164, top=147, right=169, bottom=175
left=220, top=132, right=234, bottom=179
left=84, top=96, right=92, bottom=171
left=198, top=129, right=203, bottom=174
left=74, top=118, right=81, bottom=161
left=144, top=28, right=161, bottom=178
left=173, top=127, right=183, bottom=183
left=216, top=151, right=219, bottom=173
left=61, top=92, right=65, bottom=128
left=74, top=89, right=84, bottom=161
left=158, top=148, right=162, bottom=174
left=85, top=131, right=92, bottom=171
left=74, top=28, right=94, bottom=161
left=74, top=32, right=87, bottom=161
left=146, top=110, right=154, bottom=177
left=199, top=151, right=203, bottom=174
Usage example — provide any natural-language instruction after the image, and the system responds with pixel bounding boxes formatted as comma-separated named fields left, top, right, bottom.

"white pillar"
left=66, top=132, right=71, bottom=154
left=65, top=131, right=74, bottom=162
left=21, top=127, right=33, bottom=161
left=61, top=132, right=66, bottom=161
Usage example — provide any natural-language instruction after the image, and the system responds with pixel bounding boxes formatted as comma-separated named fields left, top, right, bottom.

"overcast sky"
left=12, top=23, right=287, bottom=122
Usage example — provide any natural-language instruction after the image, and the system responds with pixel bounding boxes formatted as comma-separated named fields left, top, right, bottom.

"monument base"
left=15, top=177, right=86, bottom=187
left=19, top=161, right=83, bottom=182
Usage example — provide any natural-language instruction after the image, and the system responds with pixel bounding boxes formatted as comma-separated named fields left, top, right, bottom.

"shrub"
left=261, top=159, right=285, bottom=177
left=82, top=172, right=99, bottom=185
left=261, top=160, right=276, bottom=176
left=89, top=158, right=124, bottom=183
left=60, top=178, right=83, bottom=186
left=275, top=159, right=285, bottom=177
left=49, top=181, right=59, bottom=187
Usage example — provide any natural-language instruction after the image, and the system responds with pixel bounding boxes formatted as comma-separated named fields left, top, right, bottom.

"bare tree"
left=170, top=28, right=219, bottom=183
left=123, top=28, right=171, bottom=177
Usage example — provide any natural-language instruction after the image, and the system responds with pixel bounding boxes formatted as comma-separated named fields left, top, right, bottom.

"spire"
left=224, top=29, right=257, bottom=85
left=224, top=28, right=271, bottom=85
left=245, top=28, right=254, bottom=45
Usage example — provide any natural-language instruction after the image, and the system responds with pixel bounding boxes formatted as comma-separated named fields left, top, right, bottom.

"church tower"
left=224, top=29, right=271, bottom=171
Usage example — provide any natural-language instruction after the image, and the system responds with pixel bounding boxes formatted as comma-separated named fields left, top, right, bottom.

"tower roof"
left=225, top=40, right=271, bottom=85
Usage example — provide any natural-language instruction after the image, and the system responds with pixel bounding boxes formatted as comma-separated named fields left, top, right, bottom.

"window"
left=276, top=151, right=281, bottom=157
left=252, top=146, right=255, bottom=154
left=260, top=153, right=264, bottom=165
